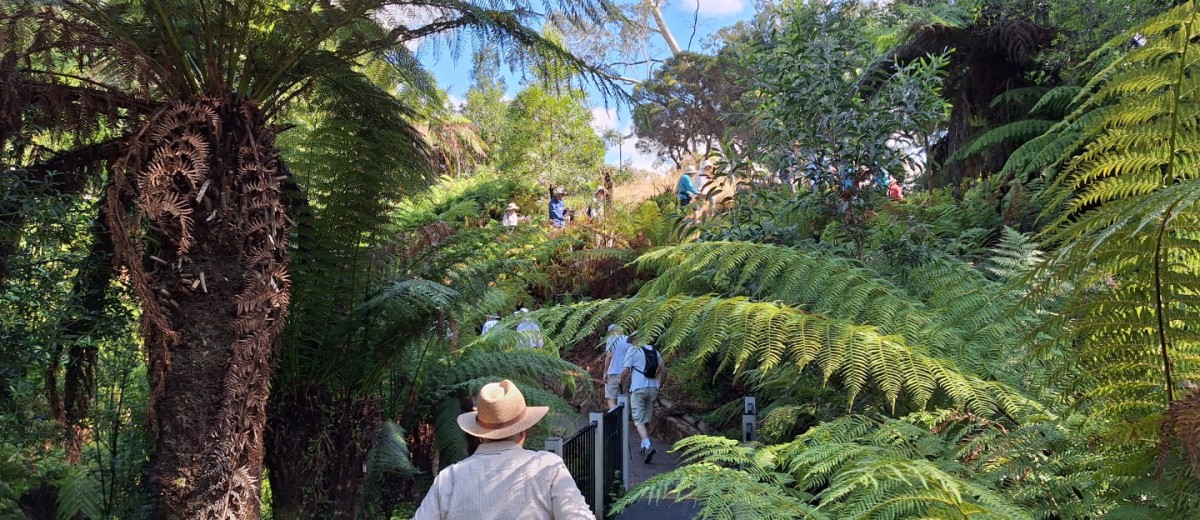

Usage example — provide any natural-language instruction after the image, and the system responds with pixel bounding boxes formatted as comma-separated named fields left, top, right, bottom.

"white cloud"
left=590, top=107, right=620, bottom=134
left=446, top=94, right=466, bottom=111
left=676, top=0, right=745, bottom=17
left=621, top=135, right=663, bottom=171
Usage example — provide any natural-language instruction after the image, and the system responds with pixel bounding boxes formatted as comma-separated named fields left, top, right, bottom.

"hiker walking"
left=502, top=202, right=521, bottom=227
left=413, top=380, right=594, bottom=520
left=586, top=186, right=607, bottom=220
left=601, top=324, right=630, bottom=411
left=620, top=331, right=663, bottom=463
left=481, top=314, right=500, bottom=334
left=887, top=176, right=904, bottom=201
left=515, top=308, right=544, bottom=349
left=677, top=167, right=699, bottom=207
left=549, top=187, right=569, bottom=228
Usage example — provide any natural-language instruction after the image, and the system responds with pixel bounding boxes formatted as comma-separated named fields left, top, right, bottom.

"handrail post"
left=544, top=436, right=563, bottom=457
left=618, top=394, right=630, bottom=490
left=591, top=411, right=605, bottom=519
left=742, top=396, right=757, bottom=443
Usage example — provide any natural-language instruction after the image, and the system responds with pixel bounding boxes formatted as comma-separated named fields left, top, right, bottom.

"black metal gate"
left=601, top=403, right=626, bottom=515
left=547, top=398, right=629, bottom=518
left=561, top=421, right=598, bottom=510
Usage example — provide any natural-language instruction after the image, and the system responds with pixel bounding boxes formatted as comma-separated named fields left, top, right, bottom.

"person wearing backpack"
left=620, top=331, right=663, bottom=463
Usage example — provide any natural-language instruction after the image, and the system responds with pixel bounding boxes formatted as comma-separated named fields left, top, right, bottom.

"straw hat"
left=457, top=380, right=549, bottom=439
left=506, top=202, right=519, bottom=211
left=552, top=187, right=565, bottom=195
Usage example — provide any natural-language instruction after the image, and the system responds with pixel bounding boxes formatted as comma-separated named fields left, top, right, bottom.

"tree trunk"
left=107, top=97, right=291, bottom=519
left=647, top=1, right=682, bottom=55
left=59, top=203, right=116, bottom=462
left=264, top=387, right=381, bottom=520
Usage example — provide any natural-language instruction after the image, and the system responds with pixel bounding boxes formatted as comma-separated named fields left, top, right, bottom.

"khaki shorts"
left=604, top=374, right=621, bottom=399
left=631, top=387, right=659, bottom=425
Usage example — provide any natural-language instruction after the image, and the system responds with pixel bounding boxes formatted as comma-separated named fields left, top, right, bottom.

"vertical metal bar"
left=618, top=394, right=630, bottom=490
left=591, top=412, right=604, bottom=519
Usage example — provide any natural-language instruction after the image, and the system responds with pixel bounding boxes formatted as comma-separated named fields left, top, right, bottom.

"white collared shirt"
left=413, top=441, right=594, bottom=520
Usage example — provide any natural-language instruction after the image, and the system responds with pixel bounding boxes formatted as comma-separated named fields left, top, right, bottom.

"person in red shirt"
left=887, top=176, right=903, bottom=201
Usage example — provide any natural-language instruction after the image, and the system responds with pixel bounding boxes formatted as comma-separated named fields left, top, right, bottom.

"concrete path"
left=613, top=423, right=699, bottom=519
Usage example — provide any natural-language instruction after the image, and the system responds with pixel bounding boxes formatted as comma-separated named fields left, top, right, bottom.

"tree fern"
left=1034, top=1, right=1200, bottom=434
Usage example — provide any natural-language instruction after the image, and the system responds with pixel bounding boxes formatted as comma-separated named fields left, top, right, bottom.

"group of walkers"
left=676, top=158, right=905, bottom=209
left=414, top=323, right=664, bottom=520
left=500, top=185, right=610, bottom=230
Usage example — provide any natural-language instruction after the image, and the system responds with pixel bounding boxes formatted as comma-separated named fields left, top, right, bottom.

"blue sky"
left=414, top=0, right=757, bottom=171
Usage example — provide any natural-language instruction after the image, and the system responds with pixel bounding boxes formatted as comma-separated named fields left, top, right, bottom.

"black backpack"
left=635, top=346, right=659, bottom=379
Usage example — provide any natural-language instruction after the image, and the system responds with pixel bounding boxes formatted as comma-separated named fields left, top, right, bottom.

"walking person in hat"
left=549, top=187, right=570, bottom=228
left=502, top=202, right=521, bottom=227
left=620, top=331, right=664, bottom=464
left=413, top=380, right=594, bottom=520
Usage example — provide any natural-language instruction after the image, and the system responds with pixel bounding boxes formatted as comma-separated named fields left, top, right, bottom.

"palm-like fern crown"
left=8, top=0, right=621, bottom=107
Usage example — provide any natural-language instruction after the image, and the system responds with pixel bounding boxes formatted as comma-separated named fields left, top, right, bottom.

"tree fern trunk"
left=59, top=204, right=115, bottom=463
left=107, top=97, right=291, bottom=519
left=264, top=387, right=380, bottom=520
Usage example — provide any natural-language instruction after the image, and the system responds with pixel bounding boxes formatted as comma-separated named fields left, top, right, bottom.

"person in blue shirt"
left=677, top=168, right=699, bottom=207
left=548, top=187, right=569, bottom=228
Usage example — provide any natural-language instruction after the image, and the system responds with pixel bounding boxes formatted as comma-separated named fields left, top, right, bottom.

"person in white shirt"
left=515, top=308, right=544, bottom=348
left=502, top=202, right=521, bottom=227
left=601, top=325, right=630, bottom=411
left=620, top=331, right=664, bottom=464
left=480, top=315, right=500, bottom=334
left=413, top=380, right=594, bottom=520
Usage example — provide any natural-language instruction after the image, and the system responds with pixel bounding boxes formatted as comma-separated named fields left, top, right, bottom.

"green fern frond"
left=635, top=242, right=1037, bottom=385
left=1029, top=85, right=1084, bottom=117
left=432, top=397, right=468, bottom=467
left=368, top=421, right=421, bottom=477
left=989, top=86, right=1050, bottom=110
left=950, top=119, right=1055, bottom=163
left=981, top=227, right=1044, bottom=281
left=612, top=462, right=824, bottom=520
left=538, top=294, right=1039, bottom=417
left=56, top=466, right=102, bottom=520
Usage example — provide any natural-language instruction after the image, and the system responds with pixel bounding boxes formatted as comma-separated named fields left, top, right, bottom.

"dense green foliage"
left=7, top=0, right=1200, bottom=519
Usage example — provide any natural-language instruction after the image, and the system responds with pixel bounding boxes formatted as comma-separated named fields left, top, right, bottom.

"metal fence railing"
left=555, top=420, right=597, bottom=510
left=546, top=394, right=630, bottom=518
left=601, top=400, right=627, bottom=515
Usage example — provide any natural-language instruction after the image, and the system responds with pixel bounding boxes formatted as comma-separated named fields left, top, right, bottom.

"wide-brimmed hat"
left=595, top=186, right=607, bottom=194
left=552, top=187, right=565, bottom=195
left=506, top=202, right=519, bottom=211
left=457, top=380, right=549, bottom=439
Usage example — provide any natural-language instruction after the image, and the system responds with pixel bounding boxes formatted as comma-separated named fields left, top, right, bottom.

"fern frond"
left=368, top=421, right=421, bottom=477
left=56, top=466, right=102, bottom=520
left=612, top=462, right=825, bottom=520
left=538, top=294, right=1039, bottom=417
left=981, top=227, right=1043, bottom=281
left=950, top=119, right=1055, bottom=163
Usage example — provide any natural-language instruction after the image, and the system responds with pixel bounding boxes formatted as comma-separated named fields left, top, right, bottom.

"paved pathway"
left=613, top=422, right=699, bottom=520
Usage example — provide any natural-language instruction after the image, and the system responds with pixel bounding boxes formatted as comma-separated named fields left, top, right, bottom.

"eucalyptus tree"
left=0, top=0, right=616, bottom=517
